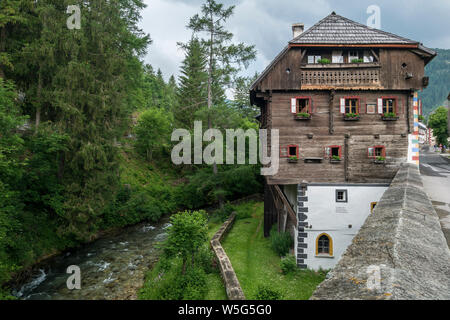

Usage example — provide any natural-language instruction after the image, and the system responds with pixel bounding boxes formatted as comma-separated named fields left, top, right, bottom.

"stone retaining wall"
left=311, top=163, right=450, bottom=300
left=210, top=212, right=246, bottom=300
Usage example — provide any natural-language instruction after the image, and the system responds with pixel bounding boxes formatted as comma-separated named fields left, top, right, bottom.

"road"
left=419, top=145, right=450, bottom=248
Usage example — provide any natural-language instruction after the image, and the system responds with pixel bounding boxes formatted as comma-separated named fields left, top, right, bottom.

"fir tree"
left=176, top=37, right=208, bottom=130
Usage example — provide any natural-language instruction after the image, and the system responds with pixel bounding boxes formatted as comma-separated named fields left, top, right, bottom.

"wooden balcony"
left=300, top=63, right=381, bottom=89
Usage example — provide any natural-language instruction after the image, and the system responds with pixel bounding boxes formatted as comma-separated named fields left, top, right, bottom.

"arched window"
left=316, top=233, right=333, bottom=256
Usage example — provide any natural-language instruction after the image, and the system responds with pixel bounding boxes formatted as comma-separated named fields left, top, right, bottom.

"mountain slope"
left=421, top=48, right=450, bottom=116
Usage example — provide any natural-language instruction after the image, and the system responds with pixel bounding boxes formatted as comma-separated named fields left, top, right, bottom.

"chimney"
left=292, top=23, right=304, bottom=39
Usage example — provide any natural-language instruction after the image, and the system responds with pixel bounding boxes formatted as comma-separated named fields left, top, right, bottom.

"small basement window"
left=316, top=233, right=333, bottom=256
left=368, top=146, right=386, bottom=158
left=336, top=190, right=348, bottom=203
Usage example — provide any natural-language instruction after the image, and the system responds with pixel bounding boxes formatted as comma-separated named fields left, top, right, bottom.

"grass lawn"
left=221, top=201, right=326, bottom=300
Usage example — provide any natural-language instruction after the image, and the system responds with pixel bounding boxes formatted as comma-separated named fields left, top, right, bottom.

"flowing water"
left=12, top=216, right=171, bottom=300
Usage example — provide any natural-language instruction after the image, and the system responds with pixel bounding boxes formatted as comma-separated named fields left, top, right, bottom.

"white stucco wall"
left=301, top=184, right=388, bottom=270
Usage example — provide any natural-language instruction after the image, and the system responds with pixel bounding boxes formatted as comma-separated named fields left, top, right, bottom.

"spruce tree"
left=176, top=37, right=208, bottom=130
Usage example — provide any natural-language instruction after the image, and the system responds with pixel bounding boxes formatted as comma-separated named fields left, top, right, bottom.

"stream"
left=12, top=216, right=171, bottom=300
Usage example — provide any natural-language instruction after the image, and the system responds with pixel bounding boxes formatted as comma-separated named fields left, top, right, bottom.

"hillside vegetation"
left=421, top=48, right=450, bottom=116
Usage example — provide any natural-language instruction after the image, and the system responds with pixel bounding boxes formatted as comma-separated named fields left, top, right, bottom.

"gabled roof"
left=250, top=12, right=436, bottom=92
left=290, top=12, right=419, bottom=45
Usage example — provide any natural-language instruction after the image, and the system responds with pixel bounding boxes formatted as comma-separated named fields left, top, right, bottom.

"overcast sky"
left=139, top=0, right=450, bottom=81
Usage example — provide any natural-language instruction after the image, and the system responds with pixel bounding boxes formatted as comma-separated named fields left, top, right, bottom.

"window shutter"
left=340, top=98, right=345, bottom=114
left=324, top=147, right=331, bottom=159
left=368, top=147, right=374, bottom=158
left=377, top=98, right=383, bottom=114
left=291, top=98, right=297, bottom=114
left=310, top=98, right=314, bottom=114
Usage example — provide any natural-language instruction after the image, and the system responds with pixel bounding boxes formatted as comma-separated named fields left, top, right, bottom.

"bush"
left=196, top=245, right=216, bottom=274
left=317, top=58, right=330, bottom=64
left=280, top=255, right=297, bottom=275
left=139, top=258, right=208, bottom=300
left=255, top=284, right=282, bottom=300
left=270, top=225, right=293, bottom=257
left=210, top=202, right=235, bottom=223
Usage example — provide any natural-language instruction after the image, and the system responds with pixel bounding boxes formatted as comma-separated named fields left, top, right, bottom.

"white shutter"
left=291, top=98, right=297, bottom=114
left=377, top=98, right=383, bottom=114
left=340, top=98, right=345, bottom=114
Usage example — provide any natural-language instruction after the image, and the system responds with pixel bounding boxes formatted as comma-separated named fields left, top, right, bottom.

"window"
left=336, top=189, right=348, bottom=203
left=345, top=98, right=359, bottom=114
left=382, top=98, right=397, bottom=114
left=349, top=50, right=359, bottom=62
left=308, top=55, right=322, bottom=64
left=325, top=145, right=342, bottom=159
left=340, top=97, right=360, bottom=114
left=291, top=97, right=312, bottom=114
left=280, top=145, right=299, bottom=158
left=368, top=146, right=386, bottom=158
left=316, top=233, right=333, bottom=256
left=332, top=50, right=343, bottom=63
left=371, top=202, right=377, bottom=214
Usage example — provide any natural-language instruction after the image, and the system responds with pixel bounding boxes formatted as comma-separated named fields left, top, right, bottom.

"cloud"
left=139, top=0, right=450, bottom=82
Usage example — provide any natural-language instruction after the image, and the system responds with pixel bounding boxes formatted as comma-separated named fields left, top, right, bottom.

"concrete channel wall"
left=210, top=212, right=246, bottom=300
left=311, top=163, right=450, bottom=300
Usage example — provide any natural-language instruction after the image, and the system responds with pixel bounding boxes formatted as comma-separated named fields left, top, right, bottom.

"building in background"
left=251, top=12, right=436, bottom=270
left=418, top=122, right=427, bottom=144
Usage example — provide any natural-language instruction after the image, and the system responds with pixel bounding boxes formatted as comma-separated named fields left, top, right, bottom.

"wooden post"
left=329, top=89, right=335, bottom=134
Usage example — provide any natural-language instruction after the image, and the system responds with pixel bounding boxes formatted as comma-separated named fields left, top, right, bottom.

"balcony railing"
left=300, top=63, right=381, bottom=88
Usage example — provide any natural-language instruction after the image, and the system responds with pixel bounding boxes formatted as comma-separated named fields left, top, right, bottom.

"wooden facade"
left=251, top=12, right=436, bottom=237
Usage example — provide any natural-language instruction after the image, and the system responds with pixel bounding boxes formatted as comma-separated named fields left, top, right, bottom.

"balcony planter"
left=344, top=113, right=360, bottom=121
left=373, top=157, right=386, bottom=164
left=330, top=157, right=342, bottom=164
left=288, top=157, right=299, bottom=163
left=295, top=113, right=311, bottom=120
left=382, top=113, right=399, bottom=121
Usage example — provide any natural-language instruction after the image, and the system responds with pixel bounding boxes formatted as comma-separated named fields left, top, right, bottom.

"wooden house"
left=250, top=12, right=436, bottom=269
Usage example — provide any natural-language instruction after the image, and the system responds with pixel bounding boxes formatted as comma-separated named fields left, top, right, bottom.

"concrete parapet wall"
left=210, top=212, right=246, bottom=300
left=311, top=163, right=450, bottom=300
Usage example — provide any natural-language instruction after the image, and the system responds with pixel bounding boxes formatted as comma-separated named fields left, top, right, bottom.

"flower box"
left=343, top=116, right=360, bottom=121
left=288, top=158, right=298, bottom=163
left=381, top=116, right=399, bottom=121
left=295, top=114, right=311, bottom=120
left=373, top=160, right=386, bottom=164
left=330, top=159, right=342, bottom=164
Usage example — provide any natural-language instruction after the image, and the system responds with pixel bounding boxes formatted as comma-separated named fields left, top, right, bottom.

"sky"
left=139, top=0, right=450, bottom=82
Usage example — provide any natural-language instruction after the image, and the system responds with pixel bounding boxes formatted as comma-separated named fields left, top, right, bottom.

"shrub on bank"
left=280, top=255, right=297, bottom=275
left=270, top=225, right=293, bottom=257
left=254, top=284, right=282, bottom=300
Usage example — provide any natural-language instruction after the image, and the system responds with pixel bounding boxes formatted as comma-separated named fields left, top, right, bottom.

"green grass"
left=221, top=201, right=326, bottom=300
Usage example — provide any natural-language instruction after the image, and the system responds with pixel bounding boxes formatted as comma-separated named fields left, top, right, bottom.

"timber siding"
left=266, top=90, right=411, bottom=185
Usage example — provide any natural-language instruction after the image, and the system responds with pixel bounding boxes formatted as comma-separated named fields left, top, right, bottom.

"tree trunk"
left=207, top=14, right=223, bottom=208
left=35, top=70, right=43, bottom=133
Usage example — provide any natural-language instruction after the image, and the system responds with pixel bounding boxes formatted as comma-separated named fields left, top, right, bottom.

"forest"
left=0, top=0, right=262, bottom=298
left=421, top=48, right=450, bottom=116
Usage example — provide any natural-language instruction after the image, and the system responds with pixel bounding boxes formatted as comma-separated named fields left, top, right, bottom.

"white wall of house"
left=301, top=184, right=388, bottom=270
